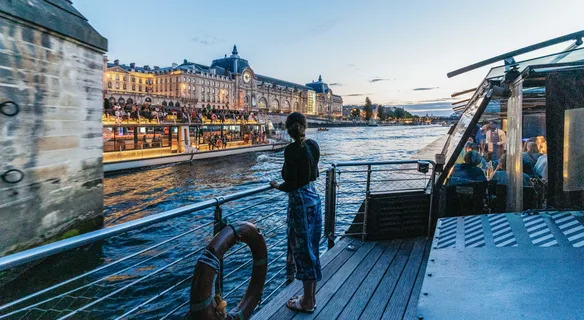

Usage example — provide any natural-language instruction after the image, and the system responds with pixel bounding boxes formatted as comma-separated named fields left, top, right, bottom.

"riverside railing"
left=0, top=160, right=435, bottom=319
left=323, top=160, right=437, bottom=246
left=0, top=178, right=324, bottom=320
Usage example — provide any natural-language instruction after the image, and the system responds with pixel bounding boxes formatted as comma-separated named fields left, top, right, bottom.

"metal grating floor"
left=419, top=211, right=584, bottom=320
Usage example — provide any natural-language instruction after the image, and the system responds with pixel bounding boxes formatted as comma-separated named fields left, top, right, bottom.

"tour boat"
left=101, top=113, right=287, bottom=172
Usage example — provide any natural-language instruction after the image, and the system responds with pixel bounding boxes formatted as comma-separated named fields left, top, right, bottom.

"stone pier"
left=0, top=1, right=107, bottom=255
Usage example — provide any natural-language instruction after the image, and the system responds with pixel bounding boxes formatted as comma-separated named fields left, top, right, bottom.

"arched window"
left=115, top=82, right=119, bottom=89
left=175, top=102, right=180, bottom=107
left=139, top=85, right=142, bottom=92
left=109, top=97, right=116, bottom=104
left=123, top=76, right=127, bottom=81
left=258, top=97, right=267, bottom=110
left=127, top=98, right=134, bottom=105
left=122, top=83, right=126, bottom=90
left=162, top=101, right=167, bottom=106
left=139, top=79, right=143, bottom=84
left=145, top=97, right=152, bottom=103
left=132, top=84, right=136, bottom=91
left=107, top=82, right=112, bottom=88
left=131, top=76, right=135, bottom=82
left=169, top=101, right=174, bottom=107
left=118, top=97, right=125, bottom=104
left=115, top=75, right=119, bottom=80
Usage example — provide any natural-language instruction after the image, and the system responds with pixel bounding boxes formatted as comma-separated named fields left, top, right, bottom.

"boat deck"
left=253, top=236, right=430, bottom=320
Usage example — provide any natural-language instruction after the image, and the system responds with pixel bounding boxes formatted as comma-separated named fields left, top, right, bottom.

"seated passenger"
left=491, top=154, right=533, bottom=186
left=522, top=142, right=542, bottom=175
left=535, top=154, right=548, bottom=181
left=448, top=151, right=487, bottom=186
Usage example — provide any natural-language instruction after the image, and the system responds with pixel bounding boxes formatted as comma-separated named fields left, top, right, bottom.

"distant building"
left=102, top=45, right=343, bottom=116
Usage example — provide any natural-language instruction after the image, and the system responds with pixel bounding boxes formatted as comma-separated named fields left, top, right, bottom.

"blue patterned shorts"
left=286, top=182, right=322, bottom=281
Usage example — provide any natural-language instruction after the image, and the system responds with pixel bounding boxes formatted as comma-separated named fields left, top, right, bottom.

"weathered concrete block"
left=0, top=1, right=107, bottom=255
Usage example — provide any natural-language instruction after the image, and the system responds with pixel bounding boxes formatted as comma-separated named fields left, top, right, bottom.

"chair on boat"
left=442, top=182, right=488, bottom=217
left=488, top=183, right=538, bottom=213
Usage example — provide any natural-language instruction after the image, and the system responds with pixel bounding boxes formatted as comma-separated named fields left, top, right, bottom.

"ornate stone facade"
left=103, top=45, right=343, bottom=116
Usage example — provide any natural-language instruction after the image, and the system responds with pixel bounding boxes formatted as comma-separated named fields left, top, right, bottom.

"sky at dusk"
left=77, top=0, right=584, bottom=112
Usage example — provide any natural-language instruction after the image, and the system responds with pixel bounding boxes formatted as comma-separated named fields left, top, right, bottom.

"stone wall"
left=0, top=16, right=105, bottom=255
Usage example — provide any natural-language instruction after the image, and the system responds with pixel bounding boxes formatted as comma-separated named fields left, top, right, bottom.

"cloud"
left=192, top=35, right=225, bottom=45
left=348, top=64, right=356, bottom=67
left=369, top=78, right=391, bottom=83
left=413, top=87, right=440, bottom=91
left=329, top=83, right=342, bottom=86
left=345, top=93, right=370, bottom=97
left=308, top=20, right=339, bottom=33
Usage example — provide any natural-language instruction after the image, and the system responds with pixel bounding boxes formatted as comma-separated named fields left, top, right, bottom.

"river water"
left=2, top=125, right=447, bottom=319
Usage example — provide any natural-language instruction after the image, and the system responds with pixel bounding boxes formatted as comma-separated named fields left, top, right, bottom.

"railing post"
left=363, top=165, right=372, bottom=241
left=427, top=164, right=437, bottom=239
left=213, top=203, right=224, bottom=294
left=324, top=168, right=337, bottom=249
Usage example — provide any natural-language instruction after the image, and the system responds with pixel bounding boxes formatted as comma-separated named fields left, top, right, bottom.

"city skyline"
left=77, top=0, right=584, bottom=109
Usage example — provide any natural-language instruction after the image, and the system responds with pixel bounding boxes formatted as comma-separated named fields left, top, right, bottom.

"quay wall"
left=0, top=1, right=107, bottom=255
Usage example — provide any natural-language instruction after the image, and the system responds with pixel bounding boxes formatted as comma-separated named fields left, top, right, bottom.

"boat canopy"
left=439, top=30, right=584, bottom=212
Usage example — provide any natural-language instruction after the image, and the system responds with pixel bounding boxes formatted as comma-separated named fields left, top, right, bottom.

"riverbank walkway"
left=253, top=236, right=430, bottom=320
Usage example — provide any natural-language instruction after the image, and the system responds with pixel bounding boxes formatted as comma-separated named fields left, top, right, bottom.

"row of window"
left=112, top=74, right=151, bottom=84
left=111, top=73, right=231, bottom=89
left=107, top=82, right=146, bottom=92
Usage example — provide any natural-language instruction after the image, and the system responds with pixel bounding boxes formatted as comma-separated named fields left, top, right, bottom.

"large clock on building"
left=243, top=71, right=252, bottom=83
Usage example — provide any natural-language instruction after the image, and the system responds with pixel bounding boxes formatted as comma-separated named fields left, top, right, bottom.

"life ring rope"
left=191, top=249, right=221, bottom=312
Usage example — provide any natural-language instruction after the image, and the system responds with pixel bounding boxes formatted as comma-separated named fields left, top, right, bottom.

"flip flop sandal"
left=286, top=296, right=315, bottom=313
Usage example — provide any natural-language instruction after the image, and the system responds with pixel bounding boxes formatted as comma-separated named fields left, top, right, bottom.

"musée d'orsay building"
left=103, top=45, right=343, bottom=116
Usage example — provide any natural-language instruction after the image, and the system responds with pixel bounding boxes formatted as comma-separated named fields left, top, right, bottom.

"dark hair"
left=464, top=150, right=482, bottom=166
left=286, top=112, right=307, bottom=142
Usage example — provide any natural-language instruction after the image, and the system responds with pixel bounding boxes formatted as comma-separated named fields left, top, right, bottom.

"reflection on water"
left=2, top=126, right=447, bottom=319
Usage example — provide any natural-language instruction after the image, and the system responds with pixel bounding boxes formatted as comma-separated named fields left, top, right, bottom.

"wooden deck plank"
left=381, top=238, right=427, bottom=320
left=354, top=239, right=414, bottom=320
left=253, top=237, right=355, bottom=319
left=312, top=241, right=391, bottom=320
left=293, top=241, right=379, bottom=320
left=402, top=241, right=431, bottom=320
left=255, top=238, right=360, bottom=320
left=336, top=239, right=405, bottom=320
left=271, top=240, right=374, bottom=320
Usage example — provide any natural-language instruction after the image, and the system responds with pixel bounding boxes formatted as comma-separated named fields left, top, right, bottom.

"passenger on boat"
left=485, top=122, right=506, bottom=167
left=522, top=142, right=541, bottom=175
left=535, top=154, right=548, bottom=181
left=491, top=154, right=533, bottom=186
left=447, top=151, right=487, bottom=186
left=270, top=112, right=322, bottom=313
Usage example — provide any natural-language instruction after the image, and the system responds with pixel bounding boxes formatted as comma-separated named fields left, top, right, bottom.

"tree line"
left=349, top=96, right=417, bottom=121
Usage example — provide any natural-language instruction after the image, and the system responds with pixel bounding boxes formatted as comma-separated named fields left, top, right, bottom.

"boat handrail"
left=0, top=185, right=272, bottom=272
left=325, top=159, right=438, bottom=244
left=0, top=160, right=436, bottom=319
left=333, top=159, right=435, bottom=167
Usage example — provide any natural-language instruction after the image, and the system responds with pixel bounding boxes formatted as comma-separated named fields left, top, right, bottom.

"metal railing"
left=0, top=179, right=327, bottom=320
left=0, top=160, right=435, bottom=319
left=324, top=160, right=437, bottom=246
